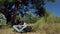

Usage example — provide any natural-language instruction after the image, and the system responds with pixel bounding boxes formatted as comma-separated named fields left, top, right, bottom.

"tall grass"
left=33, top=16, right=60, bottom=34
left=33, top=17, right=45, bottom=30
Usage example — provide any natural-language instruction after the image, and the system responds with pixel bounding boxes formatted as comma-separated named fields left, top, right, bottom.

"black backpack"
left=24, top=26, right=32, bottom=32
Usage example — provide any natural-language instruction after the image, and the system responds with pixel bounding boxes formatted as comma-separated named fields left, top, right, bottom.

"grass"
left=0, top=13, right=60, bottom=34
left=0, top=23, right=60, bottom=34
left=32, top=16, right=60, bottom=34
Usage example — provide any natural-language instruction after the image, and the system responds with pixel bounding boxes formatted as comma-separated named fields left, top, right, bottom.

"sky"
left=45, top=0, right=60, bottom=17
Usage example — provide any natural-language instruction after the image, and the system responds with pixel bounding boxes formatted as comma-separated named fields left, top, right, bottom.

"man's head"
left=18, top=17, right=22, bottom=21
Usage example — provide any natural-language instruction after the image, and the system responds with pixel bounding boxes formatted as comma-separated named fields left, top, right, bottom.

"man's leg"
left=13, top=25, right=20, bottom=32
left=19, top=25, right=27, bottom=32
left=13, top=25, right=27, bottom=32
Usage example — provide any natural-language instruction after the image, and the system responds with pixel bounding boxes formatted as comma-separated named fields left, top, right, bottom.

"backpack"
left=24, top=26, right=32, bottom=32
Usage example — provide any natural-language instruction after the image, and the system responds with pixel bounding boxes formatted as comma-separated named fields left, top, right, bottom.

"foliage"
left=0, top=12, right=6, bottom=25
left=15, top=11, right=39, bottom=23
left=33, top=15, right=60, bottom=31
left=0, top=0, right=56, bottom=25
left=47, top=0, right=56, bottom=2
left=33, top=17, right=45, bottom=30
left=46, top=16, right=60, bottom=23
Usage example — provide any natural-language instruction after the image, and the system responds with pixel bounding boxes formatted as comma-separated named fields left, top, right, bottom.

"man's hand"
left=14, top=25, right=21, bottom=27
left=14, top=22, right=27, bottom=28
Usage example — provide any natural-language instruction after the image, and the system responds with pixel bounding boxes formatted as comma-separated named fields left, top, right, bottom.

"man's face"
left=19, top=18, right=22, bottom=21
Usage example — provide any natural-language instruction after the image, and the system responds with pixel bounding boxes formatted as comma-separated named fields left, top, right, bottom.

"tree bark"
left=11, top=0, right=18, bottom=26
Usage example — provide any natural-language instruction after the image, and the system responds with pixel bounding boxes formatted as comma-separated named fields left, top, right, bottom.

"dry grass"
left=0, top=23, right=60, bottom=34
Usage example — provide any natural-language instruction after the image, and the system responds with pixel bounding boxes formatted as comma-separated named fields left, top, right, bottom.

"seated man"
left=13, top=17, right=27, bottom=32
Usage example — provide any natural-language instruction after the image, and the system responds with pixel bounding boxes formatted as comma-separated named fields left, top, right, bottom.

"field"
left=0, top=23, right=60, bottom=34
left=0, top=12, right=60, bottom=34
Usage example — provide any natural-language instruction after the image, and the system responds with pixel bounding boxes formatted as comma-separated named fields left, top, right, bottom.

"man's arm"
left=16, top=22, right=27, bottom=27
left=19, top=22, right=27, bottom=26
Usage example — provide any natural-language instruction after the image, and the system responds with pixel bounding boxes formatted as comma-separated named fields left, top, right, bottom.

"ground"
left=0, top=23, right=60, bottom=34
left=0, top=29, right=45, bottom=34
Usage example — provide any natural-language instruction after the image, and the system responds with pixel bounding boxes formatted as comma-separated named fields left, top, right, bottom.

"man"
left=13, top=17, right=27, bottom=32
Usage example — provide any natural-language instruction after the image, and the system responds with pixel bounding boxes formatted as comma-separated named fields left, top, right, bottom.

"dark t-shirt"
left=14, top=20, right=24, bottom=25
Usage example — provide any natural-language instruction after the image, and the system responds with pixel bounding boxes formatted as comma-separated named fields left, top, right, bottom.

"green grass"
left=32, top=16, right=60, bottom=34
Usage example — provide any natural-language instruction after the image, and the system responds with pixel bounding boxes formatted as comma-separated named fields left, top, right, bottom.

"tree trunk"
left=0, top=8, right=11, bottom=25
left=0, top=1, right=19, bottom=26
left=11, top=1, right=18, bottom=26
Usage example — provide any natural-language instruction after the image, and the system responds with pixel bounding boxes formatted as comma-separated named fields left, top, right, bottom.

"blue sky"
left=45, top=0, right=60, bottom=17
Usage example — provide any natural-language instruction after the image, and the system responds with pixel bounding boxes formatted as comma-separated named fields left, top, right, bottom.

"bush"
left=0, top=13, right=6, bottom=25
left=32, top=15, right=60, bottom=31
left=33, top=17, right=45, bottom=30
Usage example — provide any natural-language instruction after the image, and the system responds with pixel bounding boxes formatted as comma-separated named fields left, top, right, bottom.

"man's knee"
left=13, top=25, right=16, bottom=28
